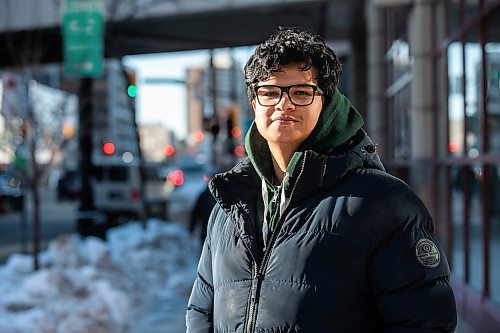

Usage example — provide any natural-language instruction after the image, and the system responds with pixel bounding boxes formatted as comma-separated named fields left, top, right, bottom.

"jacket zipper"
left=246, top=266, right=261, bottom=333
left=245, top=151, right=309, bottom=333
left=319, top=155, right=328, bottom=187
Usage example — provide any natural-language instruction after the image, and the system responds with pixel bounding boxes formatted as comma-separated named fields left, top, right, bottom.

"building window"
left=485, top=43, right=500, bottom=154
left=485, top=9, right=500, bottom=305
left=445, top=0, right=500, bottom=308
left=447, top=0, right=461, bottom=35
left=464, top=32, right=481, bottom=157
left=448, top=42, right=465, bottom=155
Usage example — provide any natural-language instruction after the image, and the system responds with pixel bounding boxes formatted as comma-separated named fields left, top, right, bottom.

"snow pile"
left=0, top=220, right=198, bottom=333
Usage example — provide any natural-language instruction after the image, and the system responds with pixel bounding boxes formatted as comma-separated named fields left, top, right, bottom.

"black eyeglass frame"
left=253, top=84, right=324, bottom=107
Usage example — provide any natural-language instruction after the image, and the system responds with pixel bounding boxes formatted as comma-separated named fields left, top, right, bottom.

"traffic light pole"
left=210, top=50, right=220, bottom=167
left=77, top=77, right=97, bottom=237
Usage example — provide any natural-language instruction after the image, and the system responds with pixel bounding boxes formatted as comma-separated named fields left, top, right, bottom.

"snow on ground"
left=0, top=220, right=199, bottom=333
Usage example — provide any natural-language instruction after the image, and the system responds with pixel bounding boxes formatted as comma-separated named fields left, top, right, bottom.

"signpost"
left=62, top=0, right=104, bottom=77
left=61, top=0, right=105, bottom=237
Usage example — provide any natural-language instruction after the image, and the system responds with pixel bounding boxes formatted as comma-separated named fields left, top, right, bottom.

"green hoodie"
left=244, top=88, right=364, bottom=246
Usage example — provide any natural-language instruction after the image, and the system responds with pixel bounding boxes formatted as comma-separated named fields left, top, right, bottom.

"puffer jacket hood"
left=212, top=130, right=385, bottom=218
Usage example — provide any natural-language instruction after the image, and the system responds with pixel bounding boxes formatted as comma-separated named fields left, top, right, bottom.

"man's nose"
left=276, top=91, right=294, bottom=110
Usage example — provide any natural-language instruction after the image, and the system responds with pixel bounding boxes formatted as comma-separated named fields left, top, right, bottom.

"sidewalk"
left=456, top=315, right=476, bottom=333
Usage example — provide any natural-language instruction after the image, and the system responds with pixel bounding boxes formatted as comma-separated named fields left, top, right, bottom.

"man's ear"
left=251, top=99, right=256, bottom=113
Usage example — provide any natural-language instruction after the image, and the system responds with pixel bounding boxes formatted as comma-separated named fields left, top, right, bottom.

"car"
left=76, top=163, right=174, bottom=237
left=162, top=155, right=217, bottom=189
left=0, top=171, right=23, bottom=212
left=57, top=170, right=81, bottom=201
left=91, top=164, right=143, bottom=222
left=77, top=163, right=142, bottom=237
left=142, top=165, right=174, bottom=220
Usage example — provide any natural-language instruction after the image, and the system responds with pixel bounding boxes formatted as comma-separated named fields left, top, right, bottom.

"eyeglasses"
left=254, top=84, right=324, bottom=107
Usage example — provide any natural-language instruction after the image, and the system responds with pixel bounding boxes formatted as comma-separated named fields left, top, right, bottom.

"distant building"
left=185, top=63, right=251, bottom=166
left=47, top=59, right=140, bottom=167
left=69, top=59, right=140, bottom=166
left=0, top=59, right=140, bottom=171
left=0, top=114, right=14, bottom=166
left=138, top=124, right=173, bottom=162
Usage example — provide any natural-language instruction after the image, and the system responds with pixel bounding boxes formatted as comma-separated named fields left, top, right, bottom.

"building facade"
left=185, top=62, right=251, bottom=166
left=366, top=0, right=500, bottom=331
left=138, top=124, right=173, bottom=163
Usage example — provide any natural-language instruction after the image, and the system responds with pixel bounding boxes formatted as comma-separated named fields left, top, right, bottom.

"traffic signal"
left=226, top=105, right=240, bottom=155
left=234, top=145, right=245, bottom=157
left=163, top=144, right=175, bottom=157
left=102, top=142, right=116, bottom=155
left=125, top=69, right=137, bottom=98
left=127, top=84, right=137, bottom=98
left=63, top=123, right=75, bottom=139
left=193, top=130, right=204, bottom=142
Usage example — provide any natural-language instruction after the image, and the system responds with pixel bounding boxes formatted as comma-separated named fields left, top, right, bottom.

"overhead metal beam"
left=0, top=0, right=362, bottom=68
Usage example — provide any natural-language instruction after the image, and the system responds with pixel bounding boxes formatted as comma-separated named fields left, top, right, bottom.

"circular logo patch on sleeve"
left=415, top=238, right=441, bottom=268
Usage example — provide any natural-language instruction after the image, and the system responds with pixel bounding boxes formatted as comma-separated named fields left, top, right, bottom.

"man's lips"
left=272, top=116, right=298, bottom=123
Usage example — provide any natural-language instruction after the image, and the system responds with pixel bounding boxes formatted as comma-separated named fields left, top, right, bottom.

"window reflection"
left=464, top=40, right=481, bottom=156
left=485, top=17, right=500, bottom=306
left=447, top=0, right=460, bottom=34
left=393, top=85, right=410, bottom=159
left=448, top=42, right=465, bottom=155
left=485, top=44, right=500, bottom=153
left=450, top=164, right=483, bottom=290
left=464, top=0, right=479, bottom=22
left=468, top=165, right=483, bottom=293
left=386, top=37, right=411, bottom=160
left=451, top=165, right=465, bottom=280
left=489, top=165, right=500, bottom=305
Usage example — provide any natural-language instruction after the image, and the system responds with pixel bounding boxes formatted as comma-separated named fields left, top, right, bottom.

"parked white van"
left=75, top=162, right=174, bottom=237
left=92, top=163, right=173, bottom=222
left=92, top=164, right=143, bottom=223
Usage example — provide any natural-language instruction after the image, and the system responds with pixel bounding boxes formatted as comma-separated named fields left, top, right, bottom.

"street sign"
left=62, top=0, right=105, bottom=77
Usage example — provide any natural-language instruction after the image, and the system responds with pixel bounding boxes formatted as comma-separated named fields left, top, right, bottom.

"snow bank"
left=0, top=220, right=198, bottom=333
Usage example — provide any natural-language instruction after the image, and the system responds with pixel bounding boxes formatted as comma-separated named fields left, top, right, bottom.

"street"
left=0, top=173, right=207, bottom=265
left=0, top=187, right=77, bottom=264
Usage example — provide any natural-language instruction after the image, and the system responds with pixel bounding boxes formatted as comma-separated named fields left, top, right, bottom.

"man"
left=189, top=173, right=217, bottom=247
left=186, top=27, right=457, bottom=332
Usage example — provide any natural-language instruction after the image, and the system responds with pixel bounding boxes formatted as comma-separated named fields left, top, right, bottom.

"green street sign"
left=62, top=0, right=104, bottom=77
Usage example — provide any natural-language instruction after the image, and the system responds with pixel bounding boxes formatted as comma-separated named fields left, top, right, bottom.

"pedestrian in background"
left=188, top=174, right=216, bottom=247
left=186, top=27, right=457, bottom=332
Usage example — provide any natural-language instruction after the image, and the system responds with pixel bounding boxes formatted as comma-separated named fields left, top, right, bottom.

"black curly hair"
left=244, top=27, right=342, bottom=104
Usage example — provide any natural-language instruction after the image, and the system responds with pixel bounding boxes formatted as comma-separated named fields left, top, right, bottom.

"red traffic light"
left=163, top=144, right=175, bottom=156
left=193, top=130, right=204, bottom=142
left=102, top=142, right=116, bottom=155
left=167, top=169, right=184, bottom=186
left=231, top=127, right=242, bottom=138
left=234, top=145, right=245, bottom=157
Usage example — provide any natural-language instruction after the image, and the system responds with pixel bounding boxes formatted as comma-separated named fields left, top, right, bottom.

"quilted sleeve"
left=186, top=207, right=217, bottom=333
left=368, top=185, right=457, bottom=333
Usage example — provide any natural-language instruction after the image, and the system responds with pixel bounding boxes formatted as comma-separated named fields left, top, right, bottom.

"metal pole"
left=210, top=50, right=219, bottom=167
left=29, top=121, right=40, bottom=270
left=25, top=76, right=40, bottom=270
left=77, top=77, right=96, bottom=237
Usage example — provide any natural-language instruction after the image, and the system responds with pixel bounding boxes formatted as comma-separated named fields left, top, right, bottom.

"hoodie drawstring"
left=279, top=173, right=289, bottom=217
left=261, top=178, right=269, bottom=248
left=261, top=173, right=289, bottom=249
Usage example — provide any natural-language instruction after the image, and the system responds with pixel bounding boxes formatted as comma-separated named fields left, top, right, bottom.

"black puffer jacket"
left=186, top=133, right=457, bottom=333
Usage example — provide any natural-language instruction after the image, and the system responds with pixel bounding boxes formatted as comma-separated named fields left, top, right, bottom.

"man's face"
left=251, top=63, right=323, bottom=151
